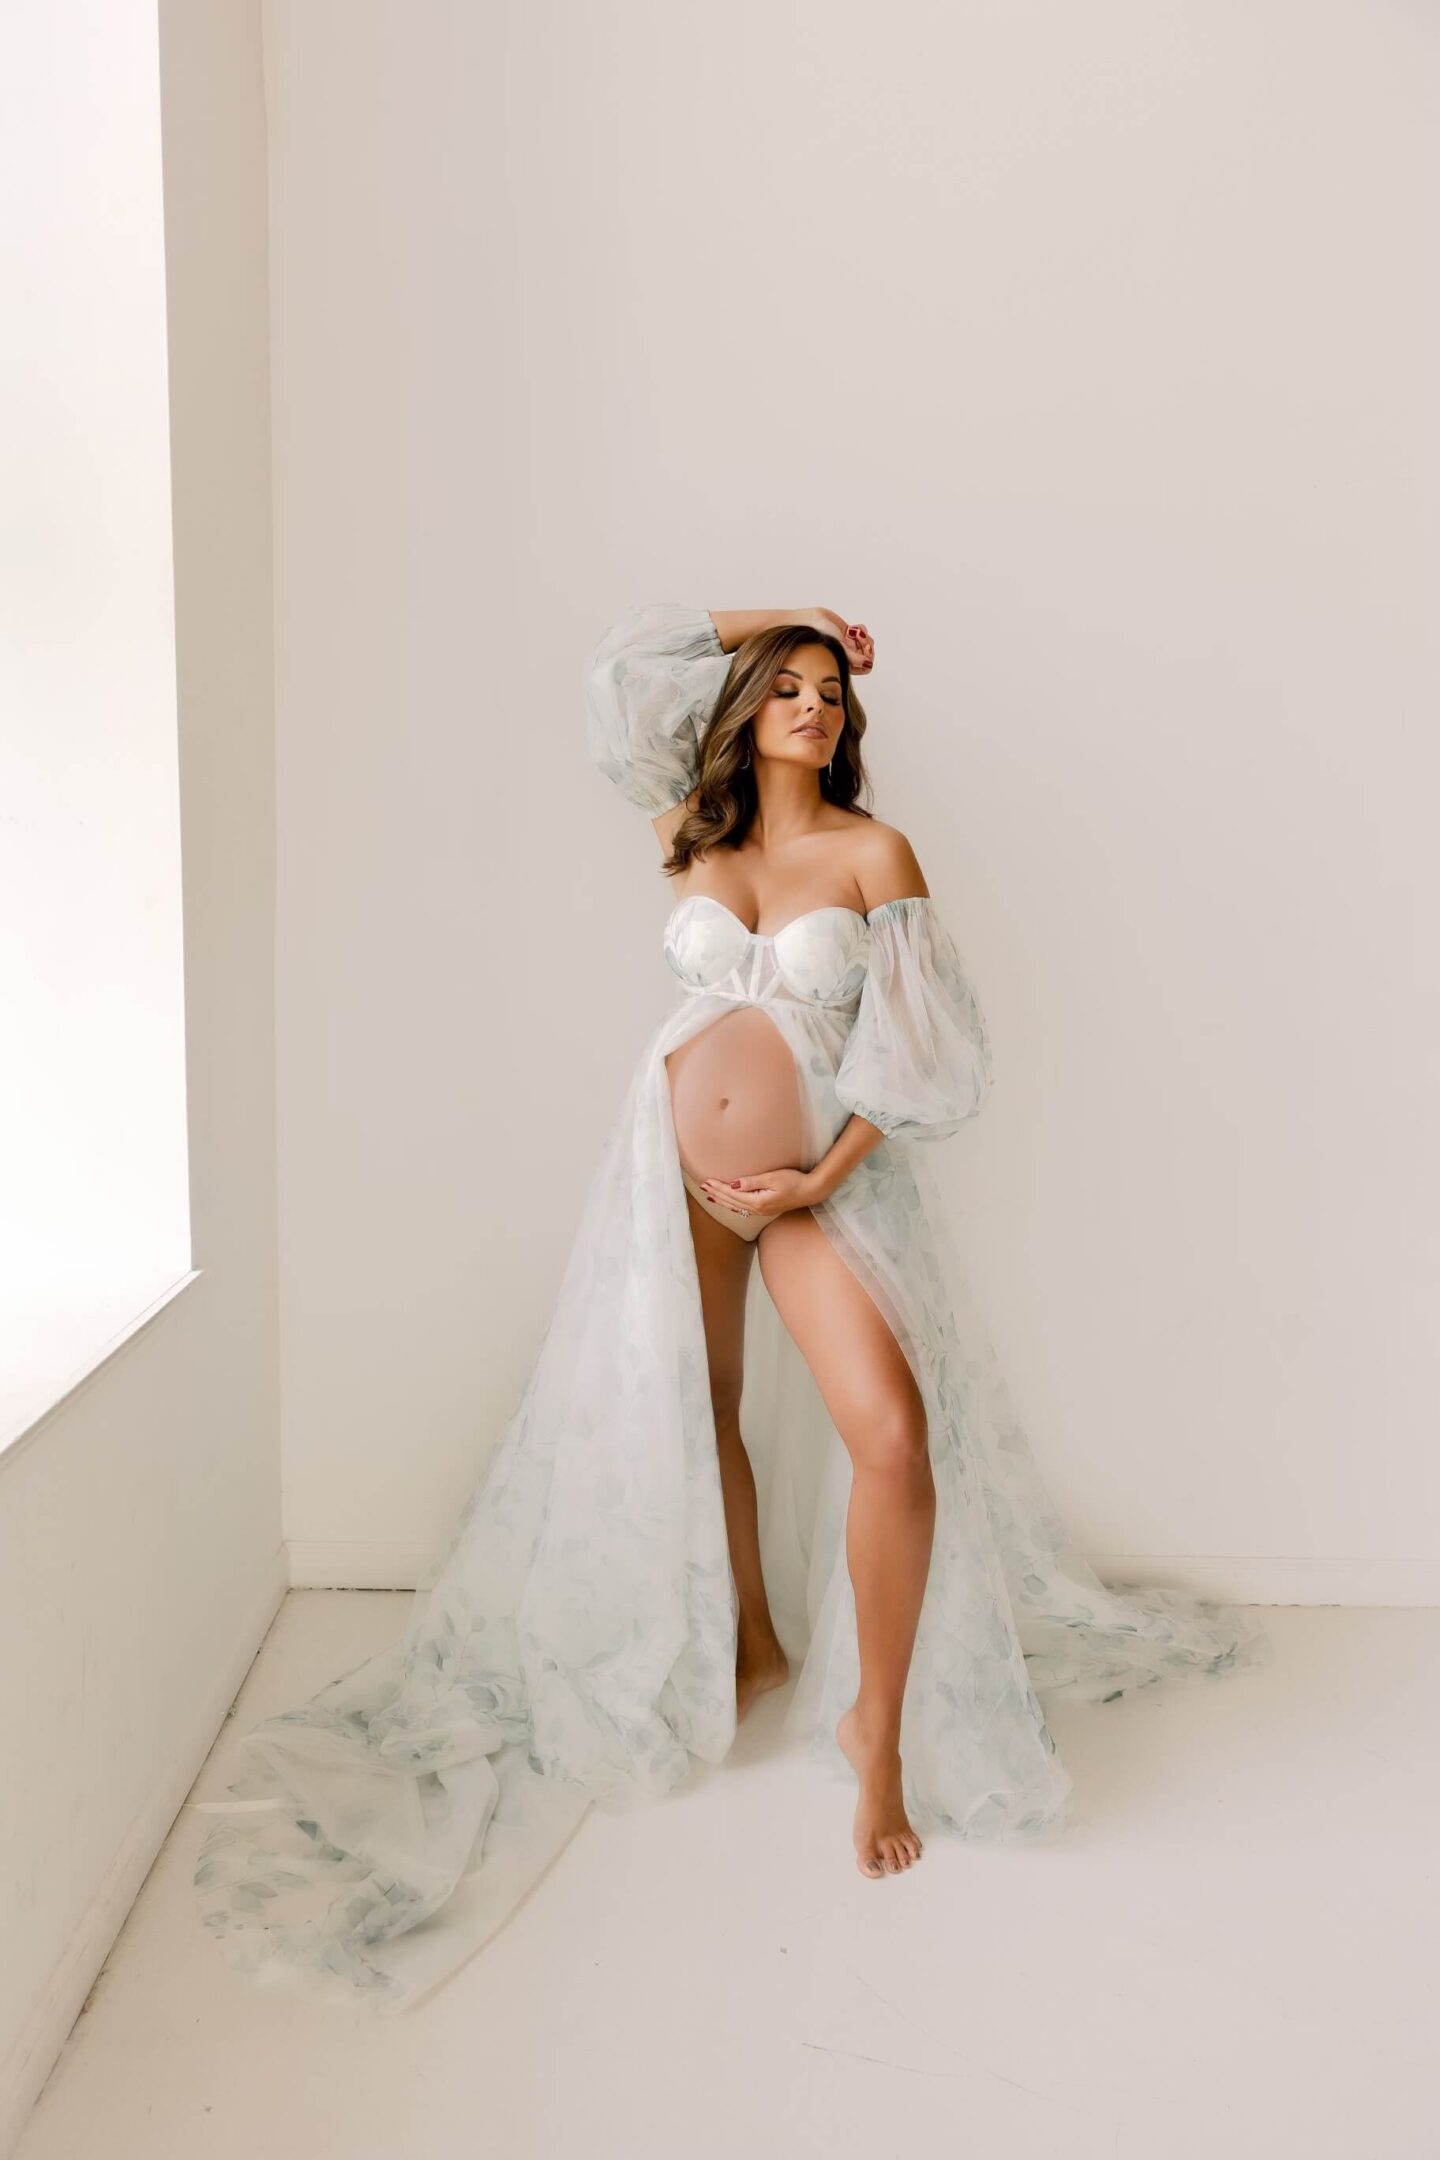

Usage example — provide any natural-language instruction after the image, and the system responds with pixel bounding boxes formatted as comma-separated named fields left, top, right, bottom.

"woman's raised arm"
left=710, top=608, right=874, bottom=673
left=584, top=602, right=735, bottom=817
left=708, top=607, right=818, bottom=652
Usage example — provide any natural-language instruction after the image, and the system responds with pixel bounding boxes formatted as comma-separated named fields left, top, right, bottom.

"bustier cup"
left=663, top=894, right=869, bottom=1008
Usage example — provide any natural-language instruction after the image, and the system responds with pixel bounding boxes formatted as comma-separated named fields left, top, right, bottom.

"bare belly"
left=665, top=1008, right=806, bottom=1181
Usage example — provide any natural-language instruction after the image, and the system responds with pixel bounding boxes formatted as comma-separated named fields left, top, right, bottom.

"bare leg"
left=665, top=1011, right=806, bottom=1716
left=683, top=1188, right=790, bottom=1718
left=757, top=1208, right=932, bottom=1877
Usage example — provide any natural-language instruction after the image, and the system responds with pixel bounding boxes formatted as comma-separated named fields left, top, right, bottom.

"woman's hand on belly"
left=698, top=1165, right=823, bottom=1224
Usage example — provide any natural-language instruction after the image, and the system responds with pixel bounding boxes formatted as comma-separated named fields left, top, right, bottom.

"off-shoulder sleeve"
left=834, top=896, right=995, bottom=1142
left=584, top=602, right=734, bottom=815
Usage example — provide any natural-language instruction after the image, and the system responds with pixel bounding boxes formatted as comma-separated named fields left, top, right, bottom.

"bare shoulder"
left=849, top=817, right=930, bottom=911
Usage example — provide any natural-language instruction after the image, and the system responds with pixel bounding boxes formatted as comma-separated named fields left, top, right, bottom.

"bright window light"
left=0, top=2, right=193, bottom=1453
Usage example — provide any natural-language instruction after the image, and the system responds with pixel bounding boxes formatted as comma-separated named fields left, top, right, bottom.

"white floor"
left=14, top=1593, right=1439, bottom=2160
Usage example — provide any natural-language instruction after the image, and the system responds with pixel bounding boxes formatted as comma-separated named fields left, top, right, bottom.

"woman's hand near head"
left=807, top=609, right=874, bottom=675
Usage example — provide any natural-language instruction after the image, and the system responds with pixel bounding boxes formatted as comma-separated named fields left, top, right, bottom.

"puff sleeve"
left=584, top=602, right=734, bottom=815
left=834, top=897, right=995, bottom=1142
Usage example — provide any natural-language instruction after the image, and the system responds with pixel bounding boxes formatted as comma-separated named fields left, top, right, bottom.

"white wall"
left=0, top=2, right=281, bottom=2137
left=265, top=0, right=1438, bottom=1601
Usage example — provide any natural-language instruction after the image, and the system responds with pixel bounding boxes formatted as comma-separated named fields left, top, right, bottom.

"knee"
left=850, top=1395, right=930, bottom=1480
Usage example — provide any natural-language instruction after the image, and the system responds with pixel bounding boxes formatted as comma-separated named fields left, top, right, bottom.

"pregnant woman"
left=657, top=607, right=976, bottom=1877
left=192, top=603, right=1271, bottom=2012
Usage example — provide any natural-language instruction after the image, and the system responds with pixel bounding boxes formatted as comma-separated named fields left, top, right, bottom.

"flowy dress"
left=190, top=602, right=1273, bottom=2011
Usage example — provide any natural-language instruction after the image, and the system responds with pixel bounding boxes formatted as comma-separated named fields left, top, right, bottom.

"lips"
left=792, top=725, right=827, bottom=739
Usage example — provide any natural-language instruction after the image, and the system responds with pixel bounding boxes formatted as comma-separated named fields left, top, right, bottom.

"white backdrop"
left=263, top=0, right=1439, bottom=1600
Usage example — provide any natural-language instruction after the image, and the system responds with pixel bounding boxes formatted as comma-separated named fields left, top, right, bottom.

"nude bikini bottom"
left=680, top=1167, right=769, bottom=1242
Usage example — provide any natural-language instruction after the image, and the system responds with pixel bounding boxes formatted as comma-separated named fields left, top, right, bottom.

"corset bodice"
left=663, top=894, right=869, bottom=1011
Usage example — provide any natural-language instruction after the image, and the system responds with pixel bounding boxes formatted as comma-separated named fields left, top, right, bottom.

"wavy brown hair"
left=662, top=623, right=874, bottom=877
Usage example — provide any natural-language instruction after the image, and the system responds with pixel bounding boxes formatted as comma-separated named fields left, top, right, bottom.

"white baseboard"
left=0, top=1549, right=289, bottom=2160
left=285, top=1539, right=436, bottom=1590
left=287, top=1539, right=1440, bottom=1610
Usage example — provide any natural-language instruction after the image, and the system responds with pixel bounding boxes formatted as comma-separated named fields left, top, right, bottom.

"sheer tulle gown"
left=191, top=603, right=1272, bottom=2010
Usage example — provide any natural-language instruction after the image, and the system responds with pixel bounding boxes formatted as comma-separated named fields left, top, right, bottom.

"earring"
left=740, top=743, right=751, bottom=769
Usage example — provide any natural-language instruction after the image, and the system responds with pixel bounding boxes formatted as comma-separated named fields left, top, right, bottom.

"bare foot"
left=736, top=1634, right=789, bottom=1721
left=836, top=1703, right=923, bottom=1877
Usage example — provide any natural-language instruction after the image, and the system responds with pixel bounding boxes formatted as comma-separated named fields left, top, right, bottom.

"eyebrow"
left=776, top=666, right=842, bottom=687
